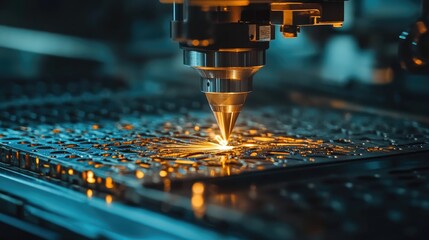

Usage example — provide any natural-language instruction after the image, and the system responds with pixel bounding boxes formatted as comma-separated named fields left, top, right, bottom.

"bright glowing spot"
left=242, top=144, right=257, bottom=147
left=192, top=182, right=205, bottom=195
left=159, top=170, right=168, bottom=177
left=249, top=129, right=258, bottom=134
left=413, top=57, right=423, bottom=65
left=214, top=135, right=233, bottom=150
left=86, top=189, right=93, bottom=198
left=164, top=137, right=233, bottom=153
left=136, top=170, right=144, bottom=179
left=215, top=135, right=228, bottom=146
left=35, top=157, right=39, bottom=165
left=105, top=194, right=112, bottom=204
left=86, top=171, right=96, bottom=184
left=191, top=181, right=205, bottom=218
left=68, top=169, right=74, bottom=175
left=192, top=195, right=204, bottom=208
left=175, top=160, right=196, bottom=165
left=191, top=39, right=200, bottom=46
left=218, top=145, right=233, bottom=150
left=105, top=177, right=114, bottom=189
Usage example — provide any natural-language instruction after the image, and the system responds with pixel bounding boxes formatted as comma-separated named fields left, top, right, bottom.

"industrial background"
left=0, top=0, right=428, bottom=239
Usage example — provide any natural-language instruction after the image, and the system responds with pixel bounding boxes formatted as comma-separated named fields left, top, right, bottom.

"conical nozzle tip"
left=212, top=111, right=240, bottom=141
left=205, top=92, right=248, bottom=141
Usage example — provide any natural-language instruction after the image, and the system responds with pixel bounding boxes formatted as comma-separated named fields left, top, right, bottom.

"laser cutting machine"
left=0, top=0, right=428, bottom=240
left=164, top=0, right=429, bottom=142
left=162, top=0, right=346, bottom=141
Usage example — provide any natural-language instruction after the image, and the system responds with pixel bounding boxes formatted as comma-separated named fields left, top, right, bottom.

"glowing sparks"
left=164, top=136, right=233, bottom=153
left=215, top=135, right=232, bottom=150
left=217, top=144, right=233, bottom=150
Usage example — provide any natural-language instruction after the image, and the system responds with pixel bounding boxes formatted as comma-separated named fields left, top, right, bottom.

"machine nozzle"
left=205, top=92, right=248, bottom=142
left=184, top=49, right=265, bottom=142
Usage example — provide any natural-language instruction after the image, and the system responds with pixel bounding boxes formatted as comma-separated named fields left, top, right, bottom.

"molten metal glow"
left=218, top=144, right=233, bottom=151
left=165, top=136, right=233, bottom=153
left=215, top=135, right=229, bottom=147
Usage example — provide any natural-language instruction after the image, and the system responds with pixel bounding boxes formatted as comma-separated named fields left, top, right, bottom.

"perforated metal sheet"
left=1, top=79, right=429, bottom=239
left=1, top=99, right=428, bottom=191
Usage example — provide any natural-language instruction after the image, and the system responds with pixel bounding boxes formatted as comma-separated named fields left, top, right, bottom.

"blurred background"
left=0, top=0, right=427, bottom=118
left=1, top=2, right=429, bottom=239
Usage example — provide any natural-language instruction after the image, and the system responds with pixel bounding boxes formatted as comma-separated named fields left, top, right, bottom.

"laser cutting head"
left=205, top=92, right=248, bottom=141
left=163, top=0, right=345, bottom=142
left=185, top=49, right=265, bottom=141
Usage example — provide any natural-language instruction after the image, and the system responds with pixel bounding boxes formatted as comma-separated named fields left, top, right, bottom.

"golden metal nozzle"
left=184, top=49, right=264, bottom=142
left=205, top=92, right=248, bottom=141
